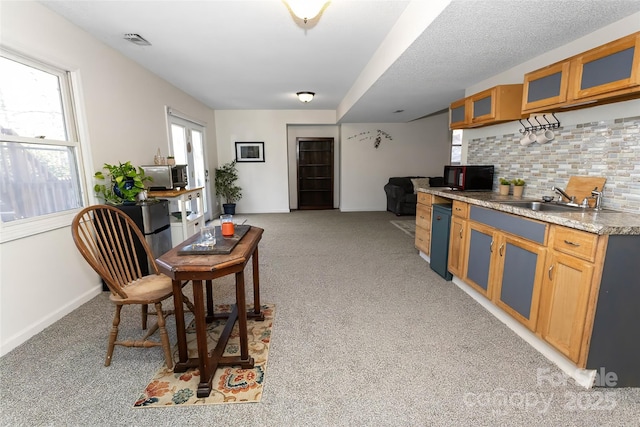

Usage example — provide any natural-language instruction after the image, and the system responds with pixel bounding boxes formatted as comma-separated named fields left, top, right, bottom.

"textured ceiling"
left=41, top=0, right=640, bottom=123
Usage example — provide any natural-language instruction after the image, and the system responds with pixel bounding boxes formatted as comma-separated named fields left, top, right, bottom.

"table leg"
left=205, top=280, right=214, bottom=322
left=192, top=280, right=212, bottom=398
left=172, top=279, right=188, bottom=367
left=250, top=248, right=265, bottom=321
left=235, top=270, right=254, bottom=368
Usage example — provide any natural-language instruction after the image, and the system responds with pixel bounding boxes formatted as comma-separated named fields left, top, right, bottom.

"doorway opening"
left=296, top=137, right=334, bottom=210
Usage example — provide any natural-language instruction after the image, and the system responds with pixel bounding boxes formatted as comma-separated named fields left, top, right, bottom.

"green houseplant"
left=94, top=161, right=151, bottom=204
left=512, top=178, right=525, bottom=197
left=498, top=177, right=511, bottom=195
left=214, top=160, right=242, bottom=214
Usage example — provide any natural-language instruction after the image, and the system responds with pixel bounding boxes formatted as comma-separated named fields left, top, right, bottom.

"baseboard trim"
left=0, top=284, right=102, bottom=357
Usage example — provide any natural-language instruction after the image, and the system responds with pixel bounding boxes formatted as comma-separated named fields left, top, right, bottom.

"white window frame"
left=0, top=49, right=90, bottom=243
left=450, top=129, right=463, bottom=165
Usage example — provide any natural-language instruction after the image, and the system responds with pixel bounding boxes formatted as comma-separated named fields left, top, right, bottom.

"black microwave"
left=444, top=165, right=494, bottom=191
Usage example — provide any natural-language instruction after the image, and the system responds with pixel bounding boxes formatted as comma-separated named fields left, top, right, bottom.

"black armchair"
left=384, top=176, right=445, bottom=216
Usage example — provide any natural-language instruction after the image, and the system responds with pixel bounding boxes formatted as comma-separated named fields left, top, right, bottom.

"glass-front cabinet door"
left=522, top=61, right=571, bottom=113
left=569, top=32, right=640, bottom=100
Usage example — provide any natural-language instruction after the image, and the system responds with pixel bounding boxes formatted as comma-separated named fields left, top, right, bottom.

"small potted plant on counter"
left=512, top=178, right=525, bottom=197
left=499, top=177, right=511, bottom=195
left=214, top=160, right=242, bottom=214
left=94, top=161, right=151, bottom=204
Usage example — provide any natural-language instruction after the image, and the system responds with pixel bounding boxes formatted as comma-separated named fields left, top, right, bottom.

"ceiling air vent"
left=123, top=33, right=151, bottom=46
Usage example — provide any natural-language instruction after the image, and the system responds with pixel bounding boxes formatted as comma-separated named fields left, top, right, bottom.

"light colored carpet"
left=134, top=304, right=274, bottom=407
left=390, top=219, right=416, bottom=238
left=2, top=210, right=640, bottom=426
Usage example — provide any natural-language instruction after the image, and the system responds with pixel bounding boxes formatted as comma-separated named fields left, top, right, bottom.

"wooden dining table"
left=156, top=226, right=265, bottom=398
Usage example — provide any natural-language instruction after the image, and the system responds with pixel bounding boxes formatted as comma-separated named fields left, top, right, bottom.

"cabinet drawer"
left=416, top=204, right=432, bottom=230
left=417, top=192, right=432, bottom=206
left=552, top=226, right=598, bottom=262
left=452, top=200, right=469, bottom=218
left=415, top=225, right=430, bottom=254
left=187, top=215, right=204, bottom=238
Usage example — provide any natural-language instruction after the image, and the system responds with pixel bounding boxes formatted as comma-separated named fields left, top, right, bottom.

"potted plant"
left=512, top=178, right=525, bottom=197
left=498, top=177, right=511, bottom=195
left=214, top=160, right=242, bottom=214
left=94, top=161, right=151, bottom=204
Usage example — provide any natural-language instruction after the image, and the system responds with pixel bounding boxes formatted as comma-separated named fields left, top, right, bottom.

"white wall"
left=0, top=2, right=215, bottom=355
left=340, top=112, right=450, bottom=212
left=214, top=110, right=337, bottom=213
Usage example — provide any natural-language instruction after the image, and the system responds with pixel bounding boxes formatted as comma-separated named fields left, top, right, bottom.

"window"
left=451, top=129, right=462, bottom=164
left=0, top=50, right=85, bottom=242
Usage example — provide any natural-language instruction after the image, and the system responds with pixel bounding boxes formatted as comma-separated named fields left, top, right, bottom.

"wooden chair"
left=72, top=204, right=189, bottom=369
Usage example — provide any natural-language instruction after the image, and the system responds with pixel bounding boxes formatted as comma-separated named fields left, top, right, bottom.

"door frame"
left=296, top=137, right=334, bottom=210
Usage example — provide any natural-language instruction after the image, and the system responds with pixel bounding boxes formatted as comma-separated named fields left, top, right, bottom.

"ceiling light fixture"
left=123, top=33, right=152, bottom=46
left=283, top=1, right=330, bottom=23
left=297, top=91, right=315, bottom=103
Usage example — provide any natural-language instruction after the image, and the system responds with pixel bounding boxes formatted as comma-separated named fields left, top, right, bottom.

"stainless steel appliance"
left=444, top=165, right=494, bottom=191
left=141, top=164, right=188, bottom=190
left=171, top=164, right=188, bottom=188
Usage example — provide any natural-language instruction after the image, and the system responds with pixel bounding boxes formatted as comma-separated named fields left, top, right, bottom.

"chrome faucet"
left=552, top=186, right=576, bottom=204
left=591, top=187, right=604, bottom=210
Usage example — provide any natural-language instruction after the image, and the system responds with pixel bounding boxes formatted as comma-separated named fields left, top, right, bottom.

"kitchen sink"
left=497, top=200, right=615, bottom=213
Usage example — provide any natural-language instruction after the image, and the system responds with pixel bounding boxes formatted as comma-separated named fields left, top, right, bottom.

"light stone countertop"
left=417, top=188, right=640, bottom=236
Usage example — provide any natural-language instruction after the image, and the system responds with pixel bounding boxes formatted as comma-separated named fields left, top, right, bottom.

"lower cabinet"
left=464, top=221, right=496, bottom=298
left=537, top=232, right=597, bottom=364
left=462, top=208, right=548, bottom=331
left=493, top=234, right=546, bottom=331
left=415, top=193, right=433, bottom=255
left=447, top=216, right=466, bottom=278
left=425, top=196, right=640, bottom=384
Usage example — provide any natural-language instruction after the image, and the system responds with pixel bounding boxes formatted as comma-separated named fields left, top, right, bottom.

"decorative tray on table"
left=178, top=225, right=250, bottom=255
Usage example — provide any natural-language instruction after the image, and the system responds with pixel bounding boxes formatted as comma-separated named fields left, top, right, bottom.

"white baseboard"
left=0, top=284, right=102, bottom=357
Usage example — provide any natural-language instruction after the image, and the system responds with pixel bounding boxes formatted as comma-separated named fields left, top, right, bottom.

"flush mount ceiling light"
left=283, top=0, right=330, bottom=23
left=296, top=91, right=315, bottom=103
left=123, top=33, right=151, bottom=46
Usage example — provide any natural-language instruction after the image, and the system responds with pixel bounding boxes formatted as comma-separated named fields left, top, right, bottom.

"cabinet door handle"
left=459, top=228, right=463, bottom=239
left=548, top=264, right=554, bottom=280
left=188, top=195, right=192, bottom=200
left=564, top=240, right=581, bottom=247
left=490, top=240, right=494, bottom=253
left=499, top=243, right=505, bottom=257
left=436, top=215, right=442, bottom=221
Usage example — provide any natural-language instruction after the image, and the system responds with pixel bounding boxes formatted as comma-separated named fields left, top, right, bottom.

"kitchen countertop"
left=417, top=188, right=640, bottom=236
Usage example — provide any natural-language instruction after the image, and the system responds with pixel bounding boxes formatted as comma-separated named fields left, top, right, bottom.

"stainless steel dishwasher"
left=430, top=203, right=453, bottom=281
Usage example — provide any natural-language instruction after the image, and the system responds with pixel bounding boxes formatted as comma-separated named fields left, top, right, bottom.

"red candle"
left=221, top=222, right=234, bottom=237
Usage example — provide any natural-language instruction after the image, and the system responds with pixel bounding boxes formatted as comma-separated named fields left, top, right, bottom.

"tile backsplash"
left=467, top=115, right=640, bottom=213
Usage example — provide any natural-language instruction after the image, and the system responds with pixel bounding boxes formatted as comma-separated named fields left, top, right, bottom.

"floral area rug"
left=134, top=303, right=274, bottom=407
left=390, top=219, right=416, bottom=238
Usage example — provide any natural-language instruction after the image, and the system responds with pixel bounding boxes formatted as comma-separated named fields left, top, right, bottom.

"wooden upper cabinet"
left=569, top=32, right=640, bottom=101
left=522, top=32, right=640, bottom=114
left=449, top=84, right=523, bottom=129
left=522, top=61, right=571, bottom=113
left=470, top=84, right=524, bottom=125
left=449, top=97, right=468, bottom=129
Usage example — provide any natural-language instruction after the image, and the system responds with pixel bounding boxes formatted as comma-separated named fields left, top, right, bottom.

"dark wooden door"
left=297, top=137, right=334, bottom=210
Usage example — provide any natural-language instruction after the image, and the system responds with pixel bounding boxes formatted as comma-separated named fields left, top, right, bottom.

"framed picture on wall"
left=235, top=142, right=265, bottom=162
